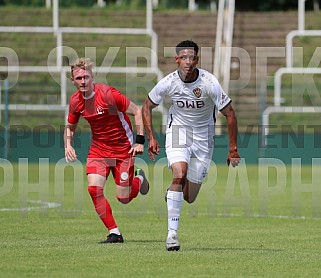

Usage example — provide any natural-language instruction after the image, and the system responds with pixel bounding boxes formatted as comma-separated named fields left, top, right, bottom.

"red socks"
left=88, top=178, right=141, bottom=229
left=117, top=176, right=141, bottom=204
left=87, top=186, right=117, bottom=230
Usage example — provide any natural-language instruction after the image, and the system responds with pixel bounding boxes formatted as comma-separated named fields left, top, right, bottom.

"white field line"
left=0, top=203, right=318, bottom=220
left=0, top=200, right=61, bottom=212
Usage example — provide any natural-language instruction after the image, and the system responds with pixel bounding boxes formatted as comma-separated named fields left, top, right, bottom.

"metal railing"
left=214, top=0, right=235, bottom=94
left=263, top=0, right=321, bottom=145
left=0, top=0, right=165, bottom=122
left=213, top=0, right=235, bottom=135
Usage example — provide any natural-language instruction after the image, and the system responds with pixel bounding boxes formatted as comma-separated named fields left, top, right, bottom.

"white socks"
left=167, top=190, right=183, bottom=236
left=109, top=227, right=121, bottom=235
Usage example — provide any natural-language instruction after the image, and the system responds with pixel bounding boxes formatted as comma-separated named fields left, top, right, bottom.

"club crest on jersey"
left=96, top=106, right=104, bottom=115
left=193, top=87, right=202, bottom=98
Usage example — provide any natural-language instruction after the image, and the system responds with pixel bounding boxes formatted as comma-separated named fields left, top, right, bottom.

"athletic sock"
left=136, top=175, right=144, bottom=184
left=116, top=177, right=140, bottom=204
left=130, top=176, right=140, bottom=199
left=87, top=185, right=117, bottom=230
left=109, top=227, right=121, bottom=235
left=167, top=190, right=183, bottom=235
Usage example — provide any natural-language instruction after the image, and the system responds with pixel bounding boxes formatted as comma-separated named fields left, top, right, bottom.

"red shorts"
left=86, top=149, right=134, bottom=187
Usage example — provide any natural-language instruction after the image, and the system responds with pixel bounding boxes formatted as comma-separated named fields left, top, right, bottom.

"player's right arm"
left=142, top=97, right=160, bottom=161
left=64, top=122, right=78, bottom=162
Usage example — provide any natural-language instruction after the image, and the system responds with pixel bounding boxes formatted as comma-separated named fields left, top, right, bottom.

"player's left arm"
left=220, top=103, right=241, bottom=167
left=64, top=122, right=78, bottom=162
left=126, top=101, right=145, bottom=156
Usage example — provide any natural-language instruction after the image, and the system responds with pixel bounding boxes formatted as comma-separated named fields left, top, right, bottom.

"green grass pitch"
left=1, top=161, right=321, bottom=277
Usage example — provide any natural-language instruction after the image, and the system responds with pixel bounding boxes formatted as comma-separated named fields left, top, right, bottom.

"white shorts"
left=165, top=126, right=214, bottom=184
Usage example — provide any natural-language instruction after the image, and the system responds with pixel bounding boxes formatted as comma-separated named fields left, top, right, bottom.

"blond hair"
left=70, top=58, right=93, bottom=77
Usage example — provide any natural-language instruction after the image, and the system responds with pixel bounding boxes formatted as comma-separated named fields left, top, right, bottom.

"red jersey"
left=67, top=83, right=133, bottom=158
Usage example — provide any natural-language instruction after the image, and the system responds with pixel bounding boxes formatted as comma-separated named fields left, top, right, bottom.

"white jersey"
left=148, top=68, right=231, bottom=140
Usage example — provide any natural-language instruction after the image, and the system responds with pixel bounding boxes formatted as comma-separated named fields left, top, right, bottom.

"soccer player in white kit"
left=142, top=40, right=241, bottom=251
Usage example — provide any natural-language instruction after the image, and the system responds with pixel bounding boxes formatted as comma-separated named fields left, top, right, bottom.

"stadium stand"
left=0, top=6, right=321, bottom=132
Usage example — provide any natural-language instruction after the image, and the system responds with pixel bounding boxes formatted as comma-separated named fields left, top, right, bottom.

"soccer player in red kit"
left=64, top=58, right=149, bottom=243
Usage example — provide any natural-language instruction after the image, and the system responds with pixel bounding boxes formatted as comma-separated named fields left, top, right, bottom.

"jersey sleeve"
left=67, top=94, right=81, bottom=124
left=109, top=87, right=130, bottom=112
left=210, top=76, right=231, bottom=111
left=148, top=79, right=168, bottom=105
left=217, top=85, right=231, bottom=111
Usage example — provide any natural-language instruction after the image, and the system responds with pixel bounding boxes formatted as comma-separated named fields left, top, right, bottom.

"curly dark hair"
left=175, top=40, right=199, bottom=55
